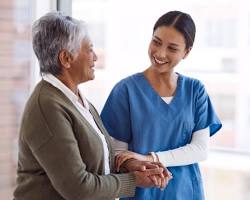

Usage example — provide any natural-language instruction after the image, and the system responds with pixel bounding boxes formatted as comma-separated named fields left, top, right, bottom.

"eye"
left=152, top=39, right=161, bottom=46
left=88, top=47, right=94, bottom=53
left=168, top=46, right=178, bottom=52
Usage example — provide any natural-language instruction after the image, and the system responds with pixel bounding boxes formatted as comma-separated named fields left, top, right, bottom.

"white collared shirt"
left=43, top=74, right=110, bottom=174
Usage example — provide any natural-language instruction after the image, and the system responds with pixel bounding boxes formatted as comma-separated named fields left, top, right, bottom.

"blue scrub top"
left=101, top=72, right=222, bottom=200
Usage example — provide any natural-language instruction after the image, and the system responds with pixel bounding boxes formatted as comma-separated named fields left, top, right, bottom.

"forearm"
left=112, top=128, right=209, bottom=168
left=156, top=128, right=210, bottom=167
left=111, top=136, right=128, bottom=155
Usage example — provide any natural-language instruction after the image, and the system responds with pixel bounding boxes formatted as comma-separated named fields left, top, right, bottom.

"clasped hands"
left=116, top=153, right=172, bottom=190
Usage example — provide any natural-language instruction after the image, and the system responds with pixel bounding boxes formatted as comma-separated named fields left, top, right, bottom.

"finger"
left=149, top=175, right=158, bottom=186
left=165, top=169, right=173, bottom=179
left=119, top=155, right=133, bottom=167
left=152, top=162, right=172, bottom=178
left=152, top=162, right=167, bottom=172
left=115, top=156, right=119, bottom=172
left=138, top=164, right=146, bottom=171
left=116, top=156, right=123, bottom=172
left=116, top=155, right=133, bottom=172
left=144, top=168, right=163, bottom=176
left=116, top=153, right=128, bottom=171
left=116, top=152, right=130, bottom=165
left=160, top=175, right=167, bottom=189
left=115, top=155, right=121, bottom=172
left=142, top=162, right=160, bottom=169
left=162, top=169, right=169, bottom=178
left=157, top=175, right=164, bottom=188
left=116, top=154, right=127, bottom=172
left=157, top=175, right=162, bottom=188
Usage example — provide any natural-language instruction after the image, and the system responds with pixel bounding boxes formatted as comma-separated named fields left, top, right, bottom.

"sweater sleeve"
left=24, top=95, right=135, bottom=200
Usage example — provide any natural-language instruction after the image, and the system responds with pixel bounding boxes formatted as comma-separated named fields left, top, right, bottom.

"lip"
left=153, top=56, right=168, bottom=65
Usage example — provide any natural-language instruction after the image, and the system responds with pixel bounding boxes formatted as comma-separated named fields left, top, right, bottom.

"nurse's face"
left=148, top=26, right=191, bottom=74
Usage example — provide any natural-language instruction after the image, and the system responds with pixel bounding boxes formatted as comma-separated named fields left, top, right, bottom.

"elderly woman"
left=13, top=12, right=171, bottom=200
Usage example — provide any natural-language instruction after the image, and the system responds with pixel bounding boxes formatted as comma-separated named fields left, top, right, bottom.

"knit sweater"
left=13, top=80, right=136, bottom=200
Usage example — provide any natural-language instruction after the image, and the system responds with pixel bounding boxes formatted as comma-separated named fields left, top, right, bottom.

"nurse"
left=101, top=10, right=222, bottom=200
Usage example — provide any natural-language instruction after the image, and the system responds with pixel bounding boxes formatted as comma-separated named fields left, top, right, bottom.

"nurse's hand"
left=146, top=162, right=173, bottom=189
left=134, top=167, right=165, bottom=188
left=120, top=159, right=173, bottom=189
left=116, top=151, right=154, bottom=171
left=118, top=159, right=159, bottom=172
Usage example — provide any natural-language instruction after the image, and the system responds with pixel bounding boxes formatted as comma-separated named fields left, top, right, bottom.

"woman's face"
left=69, top=37, right=98, bottom=83
left=148, top=26, right=190, bottom=74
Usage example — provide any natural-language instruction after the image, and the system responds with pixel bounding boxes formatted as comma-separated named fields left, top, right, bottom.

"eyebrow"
left=168, top=43, right=179, bottom=47
left=153, top=35, right=162, bottom=42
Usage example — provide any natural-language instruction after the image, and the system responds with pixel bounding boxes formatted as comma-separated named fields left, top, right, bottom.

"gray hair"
left=32, top=11, right=88, bottom=75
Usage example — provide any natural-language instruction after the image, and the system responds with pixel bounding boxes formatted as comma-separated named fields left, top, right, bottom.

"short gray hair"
left=32, top=11, right=88, bottom=75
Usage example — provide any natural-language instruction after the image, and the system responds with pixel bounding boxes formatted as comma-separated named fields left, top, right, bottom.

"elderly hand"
left=134, top=167, right=165, bottom=188
left=122, top=159, right=173, bottom=189
left=116, top=151, right=154, bottom=171
left=148, top=162, right=173, bottom=190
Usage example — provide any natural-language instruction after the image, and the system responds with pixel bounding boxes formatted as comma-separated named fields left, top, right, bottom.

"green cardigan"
left=13, top=80, right=136, bottom=200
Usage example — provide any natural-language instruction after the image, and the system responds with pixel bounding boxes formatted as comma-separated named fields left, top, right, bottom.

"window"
left=0, top=0, right=55, bottom=199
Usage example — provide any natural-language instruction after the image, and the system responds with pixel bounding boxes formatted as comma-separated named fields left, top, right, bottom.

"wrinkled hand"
left=134, top=167, right=165, bottom=188
left=123, top=159, right=173, bottom=189
left=118, top=159, right=156, bottom=172
left=149, top=162, right=173, bottom=190
left=116, top=151, right=152, bottom=171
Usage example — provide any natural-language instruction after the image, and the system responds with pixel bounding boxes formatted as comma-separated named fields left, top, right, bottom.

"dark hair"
left=153, top=11, right=196, bottom=49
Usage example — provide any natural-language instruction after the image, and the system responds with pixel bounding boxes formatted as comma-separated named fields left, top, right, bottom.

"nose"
left=93, top=51, right=98, bottom=61
left=156, top=47, right=167, bottom=60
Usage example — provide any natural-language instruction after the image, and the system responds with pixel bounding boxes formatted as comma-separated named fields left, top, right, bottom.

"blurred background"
left=1, top=0, right=250, bottom=199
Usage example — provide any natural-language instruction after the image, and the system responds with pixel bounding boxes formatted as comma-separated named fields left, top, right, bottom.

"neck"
left=56, top=73, right=78, bottom=95
left=145, top=67, right=177, bottom=85
left=143, top=67, right=178, bottom=97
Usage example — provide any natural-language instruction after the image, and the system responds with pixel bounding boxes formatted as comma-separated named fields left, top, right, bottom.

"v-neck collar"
left=138, top=72, right=182, bottom=106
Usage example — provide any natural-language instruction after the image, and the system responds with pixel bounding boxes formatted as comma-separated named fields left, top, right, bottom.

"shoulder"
left=111, top=73, right=142, bottom=95
left=22, top=80, right=72, bottom=131
left=24, top=81, right=52, bottom=114
left=33, top=80, right=71, bottom=108
left=179, top=73, right=202, bottom=85
left=114, top=73, right=141, bottom=89
left=20, top=81, right=74, bottom=150
left=19, top=81, right=56, bottom=148
left=179, top=73, right=205, bottom=91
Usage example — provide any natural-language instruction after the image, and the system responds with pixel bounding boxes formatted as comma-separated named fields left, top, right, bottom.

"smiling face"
left=148, top=26, right=191, bottom=74
left=69, top=37, right=98, bottom=84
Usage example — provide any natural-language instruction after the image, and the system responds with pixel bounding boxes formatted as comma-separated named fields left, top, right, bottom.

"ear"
left=58, top=50, right=74, bottom=69
left=183, top=47, right=192, bottom=59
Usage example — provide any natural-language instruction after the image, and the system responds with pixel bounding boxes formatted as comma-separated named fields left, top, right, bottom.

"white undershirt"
left=43, top=74, right=110, bottom=174
left=111, top=96, right=210, bottom=167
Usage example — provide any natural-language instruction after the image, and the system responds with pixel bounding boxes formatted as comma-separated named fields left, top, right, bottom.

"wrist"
left=149, top=152, right=159, bottom=162
left=120, top=158, right=137, bottom=172
left=146, top=154, right=154, bottom=162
